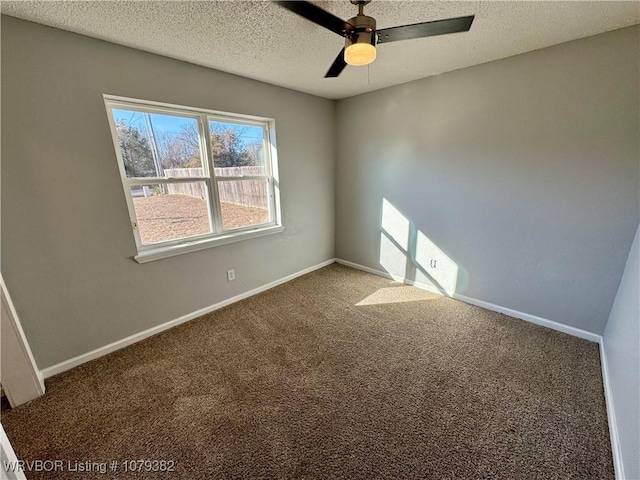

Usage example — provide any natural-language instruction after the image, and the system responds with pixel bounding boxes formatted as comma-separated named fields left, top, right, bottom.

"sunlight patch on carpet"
left=356, top=285, right=440, bottom=306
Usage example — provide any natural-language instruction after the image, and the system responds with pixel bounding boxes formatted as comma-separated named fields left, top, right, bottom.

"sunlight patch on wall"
left=379, top=232, right=408, bottom=278
left=356, top=285, right=440, bottom=306
left=379, top=197, right=460, bottom=297
left=381, top=198, right=410, bottom=250
left=414, top=230, right=458, bottom=296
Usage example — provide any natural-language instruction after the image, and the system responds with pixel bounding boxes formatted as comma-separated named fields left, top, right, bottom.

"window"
left=104, top=95, right=282, bottom=263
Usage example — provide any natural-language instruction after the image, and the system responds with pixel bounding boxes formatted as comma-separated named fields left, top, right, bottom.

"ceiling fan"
left=274, top=0, right=474, bottom=78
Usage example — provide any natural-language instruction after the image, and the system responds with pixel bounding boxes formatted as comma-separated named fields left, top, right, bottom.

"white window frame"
left=104, top=94, right=283, bottom=263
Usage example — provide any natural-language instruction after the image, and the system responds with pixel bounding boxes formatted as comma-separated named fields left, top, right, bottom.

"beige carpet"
left=1, top=264, right=613, bottom=479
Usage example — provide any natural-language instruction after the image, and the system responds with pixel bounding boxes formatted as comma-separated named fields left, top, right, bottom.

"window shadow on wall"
left=379, top=198, right=461, bottom=297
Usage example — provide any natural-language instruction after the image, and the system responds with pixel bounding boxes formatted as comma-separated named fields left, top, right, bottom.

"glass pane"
left=112, top=108, right=204, bottom=178
left=131, top=182, right=212, bottom=245
left=218, top=179, right=270, bottom=230
left=208, top=119, right=267, bottom=175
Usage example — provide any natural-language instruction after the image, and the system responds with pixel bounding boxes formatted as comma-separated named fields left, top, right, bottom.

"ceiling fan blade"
left=377, top=15, right=474, bottom=44
left=325, top=48, right=347, bottom=78
left=273, top=1, right=353, bottom=37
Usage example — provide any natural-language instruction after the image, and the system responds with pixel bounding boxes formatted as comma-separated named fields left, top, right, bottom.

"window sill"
left=134, top=225, right=284, bottom=264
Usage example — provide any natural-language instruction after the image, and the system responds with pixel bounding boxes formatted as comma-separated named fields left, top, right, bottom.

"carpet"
left=1, top=264, right=613, bottom=479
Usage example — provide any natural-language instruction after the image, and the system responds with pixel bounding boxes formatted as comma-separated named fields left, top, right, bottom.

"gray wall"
left=335, top=26, right=639, bottom=335
left=1, top=17, right=335, bottom=369
left=604, top=224, right=639, bottom=480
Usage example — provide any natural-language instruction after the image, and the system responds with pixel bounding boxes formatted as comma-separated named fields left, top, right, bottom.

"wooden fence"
left=164, top=167, right=268, bottom=209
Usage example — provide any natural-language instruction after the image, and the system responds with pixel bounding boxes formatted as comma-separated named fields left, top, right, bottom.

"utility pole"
left=144, top=113, right=164, bottom=188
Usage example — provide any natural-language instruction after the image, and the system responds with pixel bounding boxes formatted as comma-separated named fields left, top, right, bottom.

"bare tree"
left=156, top=122, right=201, bottom=169
left=157, top=122, right=261, bottom=169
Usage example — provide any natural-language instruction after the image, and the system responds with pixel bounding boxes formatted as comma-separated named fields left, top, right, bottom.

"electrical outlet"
left=227, top=269, right=235, bottom=282
left=430, top=259, right=437, bottom=269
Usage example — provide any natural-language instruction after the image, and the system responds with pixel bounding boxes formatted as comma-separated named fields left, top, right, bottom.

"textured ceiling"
left=2, top=1, right=639, bottom=99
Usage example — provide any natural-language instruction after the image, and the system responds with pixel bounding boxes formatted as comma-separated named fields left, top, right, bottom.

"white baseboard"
left=1, top=274, right=46, bottom=406
left=41, top=258, right=337, bottom=379
left=337, top=258, right=623, bottom=474
left=40, top=256, right=622, bottom=478
left=335, top=258, right=602, bottom=343
left=599, top=338, right=625, bottom=480
left=453, top=293, right=602, bottom=343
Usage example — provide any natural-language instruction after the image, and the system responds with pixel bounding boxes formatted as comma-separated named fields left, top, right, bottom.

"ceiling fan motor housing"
left=346, top=15, right=377, bottom=48
left=272, top=1, right=474, bottom=77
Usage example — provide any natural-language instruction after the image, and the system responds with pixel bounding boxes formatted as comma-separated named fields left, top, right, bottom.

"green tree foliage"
left=209, top=128, right=255, bottom=168
left=116, top=121, right=156, bottom=177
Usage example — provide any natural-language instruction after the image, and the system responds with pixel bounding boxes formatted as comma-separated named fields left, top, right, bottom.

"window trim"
left=103, top=94, right=282, bottom=262
left=133, top=225, right=285, bottom=264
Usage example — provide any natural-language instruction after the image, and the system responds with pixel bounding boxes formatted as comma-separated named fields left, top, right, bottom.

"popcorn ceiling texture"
left=1, top=1, right=638, bottom=99
left=2, top=265, right=613, bottom=479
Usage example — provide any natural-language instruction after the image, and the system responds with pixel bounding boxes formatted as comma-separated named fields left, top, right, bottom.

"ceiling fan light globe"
left=344, top=43, right=376, bottom=66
